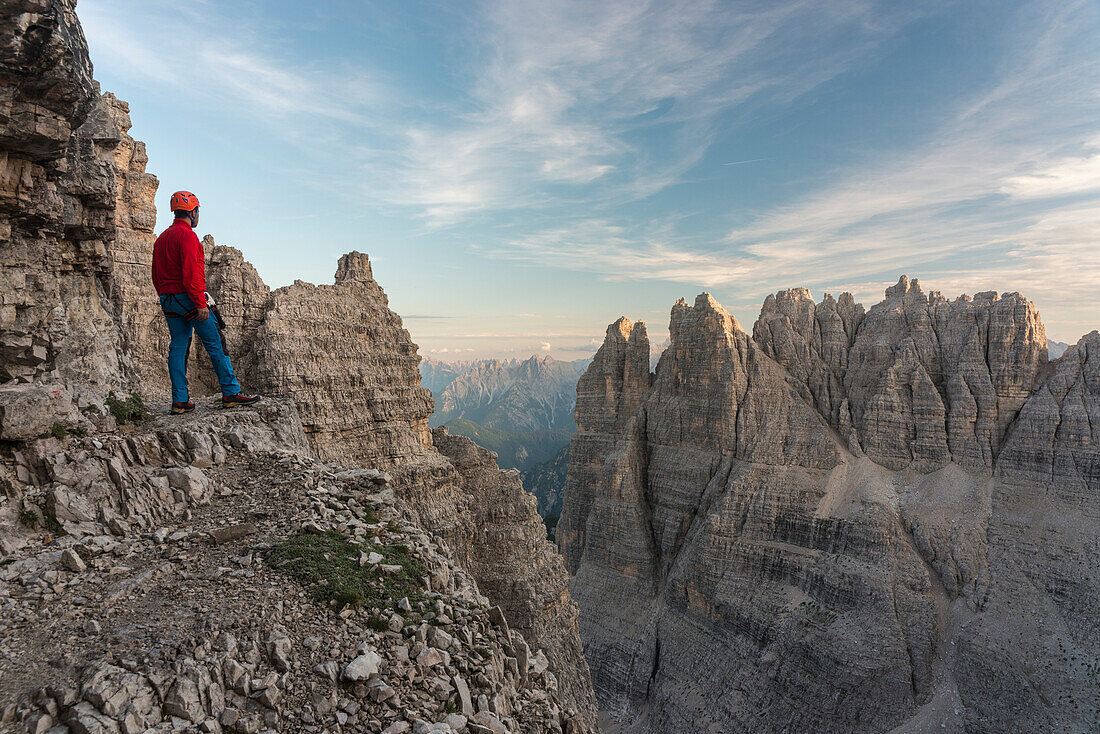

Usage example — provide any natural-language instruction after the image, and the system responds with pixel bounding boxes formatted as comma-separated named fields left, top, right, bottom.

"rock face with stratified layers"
left=1, top=1, right=131, bottom=398
left=235, top=251, right=434, bottom=466
left=0, top=3, right=599, bottom=729
left=195, top=250, right=599, bottom=726
left=560, top=281, right=1097, bottom=733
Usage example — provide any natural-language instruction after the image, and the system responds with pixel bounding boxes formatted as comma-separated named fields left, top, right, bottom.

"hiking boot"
left=222, top=393, right=261, bottom=409
left=171, top=401, right=196, bottom=414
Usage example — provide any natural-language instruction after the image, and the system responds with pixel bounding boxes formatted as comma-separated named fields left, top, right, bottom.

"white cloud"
left=495, top=219, right=749, bottom=286
left=709, top=0, right=1100, bottom=322
left=1002, top=136, right=1100, bottom=199
left=382, top=0, right=916, bottom=224
left=540, top=342, right=552, bottom=351
left=481, top=0, right=1100, bottom=340
left=80, top=2, right=383, bottom=134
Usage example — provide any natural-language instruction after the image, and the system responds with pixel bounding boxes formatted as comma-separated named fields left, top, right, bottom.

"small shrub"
left=365, top=614, right=389, bottom=632
left=18, top=509, right=38, bottom=528
left=336, top=589, right=364, bottom=608
left=105, top=391, right=149, bottom=424
left=43, top=510, right=64, bottom=535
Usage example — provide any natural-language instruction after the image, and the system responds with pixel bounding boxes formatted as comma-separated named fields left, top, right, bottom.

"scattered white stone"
left=342, top=650, right=382, bottom=681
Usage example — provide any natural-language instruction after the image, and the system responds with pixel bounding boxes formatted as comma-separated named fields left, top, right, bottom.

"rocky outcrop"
left=1, top=1, right=131, bottom=398
left=0, top=402, right=587, bottom=733
left=237, top=252, right=434, bottom=466
left=754, top=276, right=1047, bottom=472
left=1, top=2, right=599, bottom=730
left=561, top=283, right=1096, bottom=733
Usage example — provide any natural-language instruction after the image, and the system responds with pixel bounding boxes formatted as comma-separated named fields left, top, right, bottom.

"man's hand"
left=195, top=307, right=210, bottom=322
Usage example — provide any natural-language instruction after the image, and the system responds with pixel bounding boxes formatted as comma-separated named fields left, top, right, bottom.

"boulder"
left=342, top=650, right=381, bottom=681
left=48, top=486, right=98, bottom=525
left=165, top=466, right=212, bottom=505
left=0, top=384, right=84, bottom=440
left=60, top=548, right=86, bottom=572
left=162, top=677, right=204, bottom=722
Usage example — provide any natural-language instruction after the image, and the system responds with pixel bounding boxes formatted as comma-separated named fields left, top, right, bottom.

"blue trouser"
left=160, top=293, right=241, bottom=403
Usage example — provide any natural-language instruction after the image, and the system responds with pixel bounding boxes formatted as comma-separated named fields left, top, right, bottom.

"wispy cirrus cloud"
left=1002, top=136, right=1100, bottom=200
left=385, top=0, right=920, bottom=223
left=80, top=2, right=385, bottom=132
left=708, top=0, right=1100, bottom=337
left=78, top=0, right=1100, bottom=352
left=496, top=0, right=1099, bottom=339
left=493, top=219, right=750, bottom=286
left=80, top=0, right=924, bottom=226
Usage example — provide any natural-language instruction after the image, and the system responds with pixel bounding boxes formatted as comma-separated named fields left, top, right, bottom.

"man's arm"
left=180, top=230, right=208, bottom=311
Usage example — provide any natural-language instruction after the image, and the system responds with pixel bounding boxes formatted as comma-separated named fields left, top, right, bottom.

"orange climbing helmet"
left=170, top=190, right=199, bottom=212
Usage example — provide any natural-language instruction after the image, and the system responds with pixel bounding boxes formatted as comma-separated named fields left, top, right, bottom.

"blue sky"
left=82, top=0, right=1099, bottom=358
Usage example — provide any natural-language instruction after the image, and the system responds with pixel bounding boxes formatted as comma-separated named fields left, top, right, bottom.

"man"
left=152, top=190, right=260, bottom=414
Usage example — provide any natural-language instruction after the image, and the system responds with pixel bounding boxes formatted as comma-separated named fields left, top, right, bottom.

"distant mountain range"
left=420, top=355, right=584, bottom=480
left=1048, top=338, right=1070, bottom=358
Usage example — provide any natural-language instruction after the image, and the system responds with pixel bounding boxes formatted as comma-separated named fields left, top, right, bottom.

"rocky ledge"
left=0, top=402, right=587, bottom=733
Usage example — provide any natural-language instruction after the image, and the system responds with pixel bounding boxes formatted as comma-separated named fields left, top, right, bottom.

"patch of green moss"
left=265, top=530, right=427, bottom=612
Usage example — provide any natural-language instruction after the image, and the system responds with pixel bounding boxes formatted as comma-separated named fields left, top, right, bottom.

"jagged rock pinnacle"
left=561, top=279, right=1094, bottom=733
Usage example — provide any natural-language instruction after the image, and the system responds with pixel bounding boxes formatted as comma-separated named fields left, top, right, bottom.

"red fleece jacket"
left=151, top=218, right=206, bottom=308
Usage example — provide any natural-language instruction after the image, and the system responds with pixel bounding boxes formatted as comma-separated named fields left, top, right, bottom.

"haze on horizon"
left=82, top=0, right=1100, bottom=360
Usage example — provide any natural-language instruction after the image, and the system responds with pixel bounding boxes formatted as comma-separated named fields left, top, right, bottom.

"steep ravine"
left=561, top=285, right=1098, bottom=733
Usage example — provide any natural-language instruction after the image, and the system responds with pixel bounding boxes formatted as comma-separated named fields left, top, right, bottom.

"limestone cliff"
left=0, top=1, right=598, bottom=730
left=561, top=283, right=1096, bottom=733
left=192, top=247, right=601, bottom=722
left=754, top=277, right=1046, bottom=473
left=1, top=1, right=130, bottom=397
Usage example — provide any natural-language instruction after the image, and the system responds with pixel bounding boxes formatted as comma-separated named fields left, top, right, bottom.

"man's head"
left=170, top=190, right=200, bottom=227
